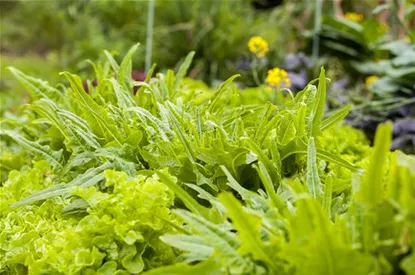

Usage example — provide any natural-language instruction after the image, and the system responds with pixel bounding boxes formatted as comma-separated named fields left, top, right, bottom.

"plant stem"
left=312, top=0, right=323, bottom=64
left=252, top=58, right=262, bottom=87
left=145, top=0, right=155, bottom=73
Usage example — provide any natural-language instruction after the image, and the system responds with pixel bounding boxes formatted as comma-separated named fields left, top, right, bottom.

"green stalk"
left=312, top=0, right=323, bottom=64
left=252, top=58, right=262, bottom=87
left=145, top=0, right=155, bottom=73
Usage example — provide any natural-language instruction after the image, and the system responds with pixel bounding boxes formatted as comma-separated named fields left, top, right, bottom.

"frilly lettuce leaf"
left=1, top=169, right=179, bottom=274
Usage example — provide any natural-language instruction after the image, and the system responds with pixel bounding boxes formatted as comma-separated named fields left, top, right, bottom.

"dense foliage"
left=2, top=0, right=413, bottom=154
left=1, top=45, right=414, bottom=274
left=314, top=9, right=415, bottom=152
left=0, top=0, right=289, bottom=83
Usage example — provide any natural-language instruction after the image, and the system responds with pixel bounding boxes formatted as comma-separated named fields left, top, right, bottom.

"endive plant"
left=145, top=123, right=415, bottom=275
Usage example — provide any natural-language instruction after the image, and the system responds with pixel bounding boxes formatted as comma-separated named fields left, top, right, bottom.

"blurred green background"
left=1, top=0, right=414, bottom=152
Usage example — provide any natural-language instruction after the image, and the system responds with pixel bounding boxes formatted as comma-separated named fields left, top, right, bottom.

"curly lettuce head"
left=1, top=168, right=179, bottom=274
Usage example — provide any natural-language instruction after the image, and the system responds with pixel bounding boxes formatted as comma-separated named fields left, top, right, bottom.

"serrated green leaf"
left=306, top=137, right=323, bottom=199
left=207, top=74, right=240, bottom=113
left=8, top=67, right=62, bottom=101
left=1, top=130, right=64, bottom=171
left=62, top=71, right=123, bottom=145
left=359, top=122, right=392, bottom=206
left=10, top=162, right=112, bottom=207
left=141, top=258, right=222, bottom=275
left=277, top=115, right=296, bottom=146
left=156, top=170, right=210, bottom=220
left=174, top=51, right=195, bottom=90
left=321, top=105, right=351, bottom=131
left=117, top=43, right=140, bottom=90
left=104, top=50, right=120, bottom=73
left=309, top=67, right=327, bottom=137
left=219, top=192, right=276, bottom=268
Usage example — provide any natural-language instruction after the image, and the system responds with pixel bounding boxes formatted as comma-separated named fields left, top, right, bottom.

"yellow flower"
left=344, top=12, right=364, bottom=22
left=266, top=68, right=291, bottom=89
left=248, top=36, right=269, bottom=58
left=365, top=75, right=379, bottom=87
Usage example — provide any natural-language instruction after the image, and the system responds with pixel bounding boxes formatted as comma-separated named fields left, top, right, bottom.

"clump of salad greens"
left=1, top=44, right=414, bottom=275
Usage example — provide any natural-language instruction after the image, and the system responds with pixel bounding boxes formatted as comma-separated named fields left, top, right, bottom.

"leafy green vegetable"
left=1, top=169, right=178, bottom=274
left=1, top=45, right=414, bottom=274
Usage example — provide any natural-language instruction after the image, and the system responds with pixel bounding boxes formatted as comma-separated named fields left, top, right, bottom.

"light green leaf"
left=156, top=170, right=210, bottom=220
left=277, top=115, right=296, bottom=146
left=160, top=234, right=213, bottom=261
left=10, top=162, right=112, bottom=207
left=254, top=162, right=286, bottom=213
left=1, top=130, right=64, bottom=171
left=220, top=165, right=267, bottom=208
left=141, top=258, right=222, bottom=275
left=62, top=71, right=123, bottom=145
left=8, top=67, right=62, bottom=101
left=104, top=50, right=120, bottom=73
left=359, top=122, right=392, bottom=205
left=321, top=105, right=351, bottom=131
left=219, top=192, right=276, bottom=268
left=309, top=67, right=327, bottom=137
left=207, top=74, right=240, bottom=113
left=174, top=51, right=195, bottom=89
left=117, top=43, right=140, bottom=90
left=306, top=137, right=323, bottom=199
